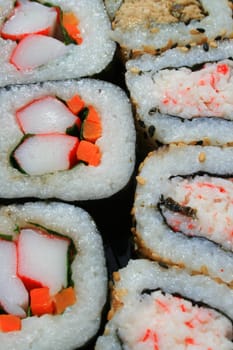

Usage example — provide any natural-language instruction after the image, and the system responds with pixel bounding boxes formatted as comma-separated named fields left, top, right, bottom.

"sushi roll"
left=96, top=259, right=233, bottom=350
left=132, top=144, right=233, bottom=286
left=0, top=78, right=135, bottom=200
left=0, top=0, right=115, bottom=86
left=0, top=201, right=107, bottom=349
left=126, top=40, right=233, bottom=151
left=104, top=0, right=233, bottom=60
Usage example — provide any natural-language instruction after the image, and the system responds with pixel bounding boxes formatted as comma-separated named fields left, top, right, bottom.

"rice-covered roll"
left=0, top=78, right=135, bottom=200
left=0, top=201, right=107, bottom=349
left=132, top=144, right=233, bottom=287
left=0, top=0, right=115, bottom=87
left=104, top=0, right=233, bottom=60
left=96, top=259, right=233, bottom=350
left=126, top=40, right=233, bottom=152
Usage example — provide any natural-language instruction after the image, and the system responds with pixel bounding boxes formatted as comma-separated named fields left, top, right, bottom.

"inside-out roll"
left=126, top=40, right=233, bottom=152
left=132, top=144, right=233, bottom=286
left=95, top=259, right=233, bottom=350
left=0, top=78, right=135, bottom=200
left=104, top=0, right=233, bottom=60
left=0, top=201, right=107, bottom=350
left=0, top=0, right=115, bottom=87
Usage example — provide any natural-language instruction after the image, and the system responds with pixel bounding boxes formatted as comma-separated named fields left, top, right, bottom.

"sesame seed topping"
left=198, top=152, right=206, bottom=163
left=196, top=27, right=205, bottom=33
left=148, top=125, right=155, bottom=138
left=209, top=41, right=218, bottom=48
left=130, top=67, right=141, bottom=74
left=203, top=42, right=209, bottom=51
left=179, top=46, right=189, bottom=52
left=136, top=176, right=146, bottom=185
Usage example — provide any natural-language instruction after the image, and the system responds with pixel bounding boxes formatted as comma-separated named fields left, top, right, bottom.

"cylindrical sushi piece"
left=104, top=0, right=233, bottom=60
left=132, top=144, right=233, bottom=286
left=0, top=78, right=135, bottom=200
left=126, top=40, right=233, bottom=153
left=0, top=201, right=107, bottom=349
left=96, top=259, right=233, bottom=350
left=0, top=0, right=115, bottom=86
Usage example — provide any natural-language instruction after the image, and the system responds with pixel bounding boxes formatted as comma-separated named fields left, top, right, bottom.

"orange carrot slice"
left=62, top=12, right=78, bottom=27
left=62, top=12, right=83, bottom=45
left=30, top=287, right=54, bottom=316
left=82, top=106, right=102, bottom=143
left=0, top=315, right=21, bottom=332
left=77, top=140, right=101, bottom=166
left=66, top=94, right=85, bottom=115
left=53, top=287, right=76, bottom=315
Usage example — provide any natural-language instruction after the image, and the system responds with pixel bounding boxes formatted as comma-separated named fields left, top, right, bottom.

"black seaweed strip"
left=115, top=329, right=125, bottom=349
left=159, top=195, right=197, bottom=218
left=148, top=110, right=233, bottom=122
left=140, top=288, right=232, bottom=324
left=158, top=200, right=233, bottom=254
left=169, top=171, right=233, bottom=180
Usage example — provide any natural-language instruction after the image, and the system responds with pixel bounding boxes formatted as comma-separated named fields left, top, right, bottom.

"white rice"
left=126, top=40, right=233, bottom=147
left=133, top=144, right=233, bottom=286
left=0, top=201, right=107, bottom=350
left=95, top=259, right=233, bottom=350
left=0, top=79, right=135, bottom=200
left=0, top=0, right=116, bottom=86
left=104, top=0, right=233, bottom=58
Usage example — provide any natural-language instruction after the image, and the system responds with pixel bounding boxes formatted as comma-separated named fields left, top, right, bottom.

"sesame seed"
left=196, top=27, right=205, bottom=33
left=179, top=46, right=189, bottom=52
left=149, top=107, right=158, bottom=115
left=138, top=120, right=146, bottom=129
left=150, top=27, right=159, bottom=34
left=203, top=42, right=209, bottom=51
left=198, top=152, right=206, bottom=163
left=190, top=29, right=202, bottom=35
left=136, top=176, right=146, bottom=185
left=209, top=41, right=218, bottom=48
left=148, top=125, right=155, bottom=138
left=130, top=67, right=140, bottom=74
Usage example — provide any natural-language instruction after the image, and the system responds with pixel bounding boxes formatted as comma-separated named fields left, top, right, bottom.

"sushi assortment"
left=101, top=1, right=233, bottom=349
left=0, top=0, right=233, bottom=349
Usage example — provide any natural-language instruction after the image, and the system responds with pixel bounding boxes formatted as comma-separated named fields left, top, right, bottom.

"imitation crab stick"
left=77, top=140, right=101, bottom=166
left=12, top=134, right=79, bottom=175
left=30, top=287, right=54, bottom=317
left=0, top=315, right=21, bottom=332
left=1, top=0, right=58, bottom=41
left=16, top=96, right=78, bottom=134
left=53, top=287, right=76, bottom=315
left=82, top=106, right=102, bottom=142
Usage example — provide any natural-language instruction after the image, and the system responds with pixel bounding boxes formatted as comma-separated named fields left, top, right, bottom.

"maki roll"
left=0, top=78, right=135, bottom=200
left=104, top=0, right=233, bottom=60
left=126, top=40, right=233, bottom=151
left=0, top=201, right=107, bottom=349
left=96, top=259, right=233, bottom=350
left=0, top=0, right=115, bottom=86
left=132, top=144, right=233, bottom=286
